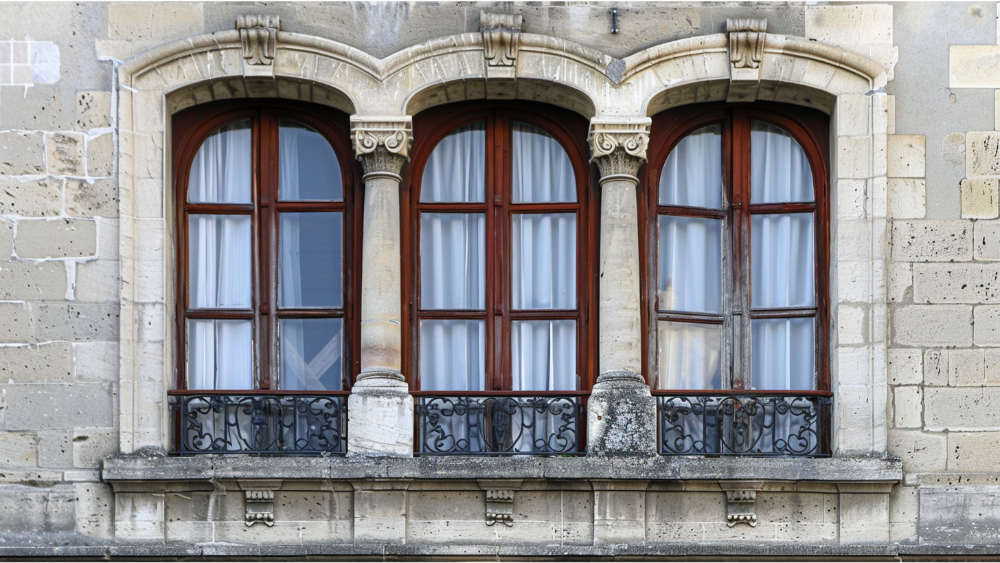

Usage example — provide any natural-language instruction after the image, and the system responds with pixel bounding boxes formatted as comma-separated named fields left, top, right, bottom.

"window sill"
left=102, top=452, right=901, bottom=483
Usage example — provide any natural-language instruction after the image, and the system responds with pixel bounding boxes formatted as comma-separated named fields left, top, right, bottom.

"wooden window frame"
left=403, top=102, right=598, bottom=392
left=642, top=102, right=831, bottom=392
left=172, top=99, right=361, bottom=391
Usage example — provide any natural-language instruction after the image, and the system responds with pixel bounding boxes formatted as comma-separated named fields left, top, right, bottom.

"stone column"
left=586, top=119, right=657, bottom=456
left=347, top=117, right=414, bottom=457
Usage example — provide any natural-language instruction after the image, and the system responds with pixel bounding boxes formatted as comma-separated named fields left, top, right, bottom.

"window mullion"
left=258, top=109, right=277, bottom=390
left=731, top=111, right=754, bottom=391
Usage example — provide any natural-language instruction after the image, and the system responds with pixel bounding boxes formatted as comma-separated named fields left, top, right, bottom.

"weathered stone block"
left=839, top=491, right=890, bottom=543
left=837, top=304, right=866, bottom=345
left=45, top=132, right=85, bottom=176
left=0, top=302, right=32, bottom=342
left=32, top=303, right=118, bottom=341
left=975, top=220, right=1000, bottom=260
left=15, top=218, right=97, bottom=258
left=115, top=491, right=165, bottom=541
left=97, top=218, right=118, bottom=260
left=949, top=348, right=985, bottom=386
left=66, top=178, right=117, bottom=218
left=925, top=387, right=1000, bottom=430
left=4, top=383, right=113, bottom=430
left=0, top=175, right=63, bottom=216
left=837, top=136, right=872, bottom=179
left=0, top=485, right=76, bottom=534
left=887, top=178, right=925, bottom=219
left=587, top=372, right=657, bottom=456
left=836, top=94, right=872, bottom=137
left=108, top=3, right=203, bottom=41
left=947, top=432, right=1000, bottom=472
left=893, top=386, right=922, bottom=429
left=75, top=259, right=120, bottom=302
left=75, top=91, right=112, bottom=131
left=924, top=350, right=948, bottom=386
left=805, top=5, right=893, bottom=45
left=887, top=135, right=925, bottom=178
left=347, top=375, right=413, bottom=456
left=0, top=343, right=71, bottom=383
left=888, top=261, right=911, bottom=302
left=888, top=349, right=921, bottom=386
left=72, top=341, right=117, bottom=382
left=987, top=349, right=1000, bottom=386
left=951, top=46, right=1000, bottom=88
left=593, top=483, right=647, bottom=544
left=888, top=429, right=946, bottom=474
left=961, top=178, right=999, bottom=219
left=0, top=261, right=67, bottom=299
left=893, top=305, right=972, bottom=347
left=353, top=482, right=408, bottom=543
left=913, top=263, right=1000, bottom=303
left=968, top=131, right=1000, bottom=177
left=976, top=305, right=1000, bottom=345
left=889, top=485, right=917, bottom=542
left=0, top=432, right=37, bottom=466
left=0, top=131, right=44, bottom=175
left=920, top=486, right=1000, bottom=544
left=892, top=221, right=971, bottom=263
left=86, top=134, right=114, bottom=178
left=72, top=427, right=117, bottom=469
left=36, top=430, right=72, bottom=468
left=0, top=218, right=11, bottom=258
left=75, top=482, right=113, bottom=539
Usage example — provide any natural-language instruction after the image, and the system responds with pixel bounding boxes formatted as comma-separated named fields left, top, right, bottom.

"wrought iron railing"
left=414, top=392, right=587, bottom=455
left=168, top=391, right=348, bottom=455
left=654, top=391, right=832, bottom=457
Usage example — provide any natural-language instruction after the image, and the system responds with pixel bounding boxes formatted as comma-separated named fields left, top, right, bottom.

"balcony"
left=414, top=392, right=587, bottom=455
left=168, top=391, right=348, bottom=455
left=654, top=391, right=832, bottom=457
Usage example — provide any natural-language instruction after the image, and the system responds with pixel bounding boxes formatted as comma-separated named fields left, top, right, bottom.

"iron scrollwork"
left=415, top=394, right=585, bottom=455
left=656, top=393, right=832, bottom=456
left=169, top=393, right=347, bottom=455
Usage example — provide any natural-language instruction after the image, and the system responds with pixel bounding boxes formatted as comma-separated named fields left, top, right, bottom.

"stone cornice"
left=350, top=117, right=413, bottom=178
left=588, top=119, right=651, bottom=182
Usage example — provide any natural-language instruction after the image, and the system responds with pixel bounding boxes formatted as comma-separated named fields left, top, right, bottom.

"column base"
left=587, top=370, right=658, bottom=457
left=347, top=371, right=414, bottom=457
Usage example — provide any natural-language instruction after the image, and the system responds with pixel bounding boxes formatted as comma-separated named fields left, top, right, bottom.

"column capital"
left=350, top=116, right=413, bottom=180
left=588, top=118, right=652, bottom=183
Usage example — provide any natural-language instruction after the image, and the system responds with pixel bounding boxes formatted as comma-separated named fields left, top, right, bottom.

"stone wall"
left=0, top=1, right=996, bottom=558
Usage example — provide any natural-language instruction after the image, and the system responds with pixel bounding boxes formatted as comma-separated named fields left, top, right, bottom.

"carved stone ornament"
left=725, top=489, right=758, bottom=528
left=478, top=479, right=521, bottom=527
left=350, top=118, right=413, bottom=178
left=588, top=119, right=652, bottom=182
left=237, top=15, right=280, bottom=66
left=245, top=489, right=275, bottom=527
left=481, top=12, right=523, bottom=67
left=727, top=18, right=767, bottom=70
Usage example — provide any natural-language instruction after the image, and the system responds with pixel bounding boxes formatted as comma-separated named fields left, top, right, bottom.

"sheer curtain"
left=187, top=122, right=253, bottom=390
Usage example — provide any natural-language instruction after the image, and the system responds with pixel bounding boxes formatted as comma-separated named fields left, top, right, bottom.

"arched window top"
left=749, top=120, right=814, bottom=204
left=188, top=121, right=252, bottom=205
left=278, top=119, right=343, bottom=202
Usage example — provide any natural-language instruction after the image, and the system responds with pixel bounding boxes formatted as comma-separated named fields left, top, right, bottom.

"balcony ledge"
left=102, top=452, right=901, bottom=484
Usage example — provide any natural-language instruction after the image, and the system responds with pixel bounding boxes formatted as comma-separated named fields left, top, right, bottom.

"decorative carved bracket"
left=588, top=119, right=652, bottom=183
left=721, top=481, right=763, bottom=528
left=245, top=489, right=275, bottom=527
left=237, top=15, right=280, bottom=66
left=350, top=117, right=413, bottom=179
left=478, top=479, right=522, bottom=527
left=481, top=12, right=522, bottom=68
left=726, top=18, right=767, bottom=103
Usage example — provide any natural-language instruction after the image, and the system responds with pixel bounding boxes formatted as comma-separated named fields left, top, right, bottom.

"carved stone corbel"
left=481, top=12, right=523, bottom=80
left=726, top=18, right=766, bottom=103
left=240, top=479, right=281, bottom=527
left=588, top=119, right=651, bottom=184
left=350, top=117, right=413, bottom=180
left=720, top=481, right=764, bottom=528
left=478, top=479, right=522, bottom=527
left=237, top=15, right=280, bottom=78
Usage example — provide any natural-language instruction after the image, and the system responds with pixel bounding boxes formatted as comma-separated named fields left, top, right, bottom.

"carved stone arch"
left=403, top=77, right=598, bottom=120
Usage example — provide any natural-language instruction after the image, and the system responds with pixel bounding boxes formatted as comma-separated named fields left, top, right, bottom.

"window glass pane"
left=280, top=212, right=343, bottom=308
left=279, top=119, right=343, bottom=201
left=752, top=318, right=815, bottom=390
left=280, top=318, right=343, bottom=391
left=751, top=120, right=814, bottom=204
left=657, top=321, right=722, bottom=390
left=189, top=215, right=252, bottom=308
left=188, top=121, right=251, bottom=204
left=511, top=320, right=577, bottom=391
left=512, top=121, right=576, bottom=203
left=419, top=319, right=485, bottom=391
left=420, top=213, right=485, bottom=310
left=188, top=319, right=252, bottom=389
left=659, top=125, right=722, bottom=209
left=658, top=215, right=722, bottom=313
left=421, top=122, right=485, bottom=203
left=751, top=213, right=815, bottom=308
left=512, top=213, right=576, bottom=310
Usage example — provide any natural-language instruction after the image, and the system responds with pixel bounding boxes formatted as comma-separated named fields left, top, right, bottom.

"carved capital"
left=478, top=479, right=522, bottom=527
left=727, top=18, right=766, bottom=70
left=245, top=489, right=275, bottom=527
left=350, top=117, right=413, bottom=179
left=721, top=482, right=763, bottom=528
left=481, top=12, right=522, bottom=68
left=237, top=15, right=280, bottom=66
left=588, top=119, right=651, bottom=182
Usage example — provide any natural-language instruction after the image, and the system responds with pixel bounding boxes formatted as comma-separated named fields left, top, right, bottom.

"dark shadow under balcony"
left=414, top=392, right=587, bottom=455
left=654, top=391, right=833, bottom=457
left=168, top=391, right=348, bottom=455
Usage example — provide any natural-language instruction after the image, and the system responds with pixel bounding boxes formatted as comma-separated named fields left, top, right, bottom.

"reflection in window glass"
left=421, top=122, right=485, bottom=203
left=751, top=120, right=814, bottom=204
left=280, top=318, right=343, bottom=391
left=279, top=120, right=343, bottom=201
left=512, top=122, right=576, bottom=203
left=189, top=215, right=252, bottom=309
left=188, top=121, right=252, bottom=204
left=659, top=125, right=723, bottom=209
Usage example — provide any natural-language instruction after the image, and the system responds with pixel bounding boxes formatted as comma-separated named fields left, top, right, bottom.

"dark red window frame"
left=402, top=102, right=599, bottom=392
left=642, top=102, right=831, bottom=392
left=171, top=99, right=361, bottom=391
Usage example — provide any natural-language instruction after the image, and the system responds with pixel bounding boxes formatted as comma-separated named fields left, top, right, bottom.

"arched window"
left=172, top=101, right=358, bottom=395
left=646, top=104, right=830, bottom=394
left=406, top=104, right=596, bottom=395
